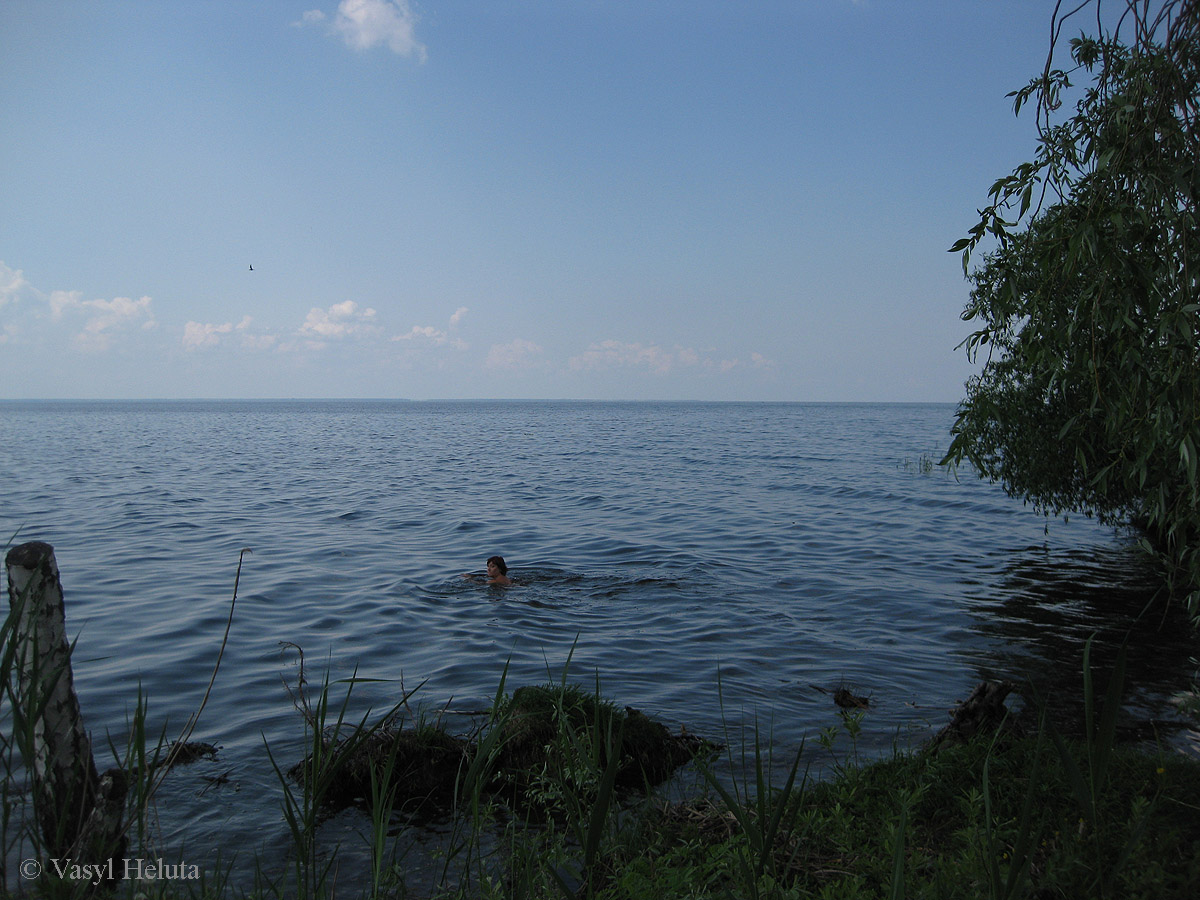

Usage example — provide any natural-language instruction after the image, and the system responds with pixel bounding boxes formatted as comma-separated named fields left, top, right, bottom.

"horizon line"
left=0, top=396, right=961, bottom=405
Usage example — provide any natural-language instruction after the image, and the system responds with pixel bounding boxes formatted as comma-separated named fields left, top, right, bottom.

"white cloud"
left=569, top=340, right=684, bottom=374
left=295, top=9, right=327, bottom=27
left=49, top=294, right=157, bottom=350
left=48, top=290, right=82, bottom=320
left=183, top=320, right=234, bottom=351
left=394, top=324, right=445, bottom=342
left=486, top=338, right=543, bottom=371
left=391, top=307, right=469, bottom=348
left=300, top=300, right=378, bottom=340
left=567, top=340, right=761, bottom=376
left=0, top=262, right=156, bottom=351
left=184, top=316, right=276, bottom=352
left=330, top=0, right=427, bottom=60
left=0, top=261, right=29, bottom=307
left=80, top=296, right=156, bottom=334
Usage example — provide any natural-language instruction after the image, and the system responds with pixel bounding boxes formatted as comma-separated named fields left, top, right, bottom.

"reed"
left=698, top=721, right=809, bottom=897
left=976, top=714, right=1043, bottom=900
left=899, top=452, right=941, bottom=474
left=1042, top=635, right=1161, bottom=898
left=262, top=642, right=419, bottom=900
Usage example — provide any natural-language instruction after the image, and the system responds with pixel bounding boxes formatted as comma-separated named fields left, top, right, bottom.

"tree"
left=943, top=0, right=1200, bottom=616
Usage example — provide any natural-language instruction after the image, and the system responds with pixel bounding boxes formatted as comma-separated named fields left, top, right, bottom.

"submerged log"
left=833, top=688, right=870, bottom=710
left=4, top=542, right=126, bottom=864
left=926, top=681, right=1017, bottom=754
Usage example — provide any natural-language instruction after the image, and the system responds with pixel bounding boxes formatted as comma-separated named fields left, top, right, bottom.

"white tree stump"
left=5, top=541, right=125, bottom=864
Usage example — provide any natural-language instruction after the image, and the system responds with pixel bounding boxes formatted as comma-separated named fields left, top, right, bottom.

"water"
left=2, top=400, right=1196, bottom=887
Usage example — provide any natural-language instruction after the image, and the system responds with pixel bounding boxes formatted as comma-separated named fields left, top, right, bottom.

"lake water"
left=2, top=400, right=1196, bottom=888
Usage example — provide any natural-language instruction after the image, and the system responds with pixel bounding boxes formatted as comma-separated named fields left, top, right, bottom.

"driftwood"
left=926, top=681, right=1017, bottom=755
left=4, top=542, right=127, bottom=865
left=832, top=688, right=870, bottom=710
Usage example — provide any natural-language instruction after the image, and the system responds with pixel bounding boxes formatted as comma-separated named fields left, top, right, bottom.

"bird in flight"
left=249, top=264, right=254, bottom=271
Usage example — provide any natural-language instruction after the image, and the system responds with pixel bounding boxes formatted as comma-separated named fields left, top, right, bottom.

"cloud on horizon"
left=3, top=262, right=774, bottom=392
left=0, top=261, right=29, bottom=307
left=299, top=300, right=378, bottom=345
left=486, top=338, right=543, bottom=371
left=391, top=307, right=468, bottom=348
left=183, top=316, right=267, bottom=351
left=1, top=261, right=158, bottom=352
left=567, top=340, right=771, bottom=376
left=2, top=261, right=152, bottom=351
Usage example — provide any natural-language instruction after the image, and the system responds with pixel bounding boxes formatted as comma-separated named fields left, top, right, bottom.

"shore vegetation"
left=4, top=611, right=1200, bottom=898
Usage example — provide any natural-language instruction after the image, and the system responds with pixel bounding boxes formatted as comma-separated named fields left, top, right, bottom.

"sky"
left=1, top=1, right=1064, bottom=401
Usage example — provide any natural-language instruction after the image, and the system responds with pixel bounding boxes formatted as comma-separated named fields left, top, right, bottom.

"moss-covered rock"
left=495, top=683, right=714, bottom=793
left=288, top=684, right=712, bottom=817
left=289, top=725, right=472, bottom=813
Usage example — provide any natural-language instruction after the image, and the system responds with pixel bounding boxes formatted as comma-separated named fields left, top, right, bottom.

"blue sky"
left=1, top=1, right=1058, bottom=401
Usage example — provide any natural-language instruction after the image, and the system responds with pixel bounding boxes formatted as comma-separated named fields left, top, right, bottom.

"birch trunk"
left=5, top=541, right=125, bottom=863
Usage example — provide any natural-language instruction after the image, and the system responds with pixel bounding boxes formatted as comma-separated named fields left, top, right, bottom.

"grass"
left=574, top=723, right=1200, bottom=899
left=899, top=452, right=942, bottom=475
left=3, top=545, right=1200, bottom=898
left=8, top=682, right=1200, bottom=899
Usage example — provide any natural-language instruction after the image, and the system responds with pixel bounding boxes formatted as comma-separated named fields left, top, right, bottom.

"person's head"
left=486, top=556, right=508, bottom=576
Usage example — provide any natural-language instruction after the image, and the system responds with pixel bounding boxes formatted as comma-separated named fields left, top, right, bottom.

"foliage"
left=942, top=0, right=1200, bottom=615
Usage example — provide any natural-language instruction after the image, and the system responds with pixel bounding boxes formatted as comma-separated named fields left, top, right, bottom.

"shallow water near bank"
left=2, top=400, right=1196, bottom=889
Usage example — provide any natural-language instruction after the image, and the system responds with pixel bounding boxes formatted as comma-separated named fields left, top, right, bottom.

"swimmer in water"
left=486, top=556, right=512, bottom=585
left=464, top=555, right=512, bottom=586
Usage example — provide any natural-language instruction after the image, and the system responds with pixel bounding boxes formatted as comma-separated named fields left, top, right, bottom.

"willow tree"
left=944, top=0, right=1200, bottom=615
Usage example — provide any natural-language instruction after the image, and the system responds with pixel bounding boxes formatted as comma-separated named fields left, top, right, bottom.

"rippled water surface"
left=2, top=400, right=1196, bottom=886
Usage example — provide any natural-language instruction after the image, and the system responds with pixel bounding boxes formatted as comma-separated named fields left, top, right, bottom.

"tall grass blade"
left=1047, top=722, right=1092, bottom=825
left=1002, top=723, right=1044, bottom=899
left=1093, top=638, right=1127, bottom=794
left=981, top=755, right=1003, bottom=896
left=756, top=736, right=807, bottom=881
left=582, top=718, right=623, bottom=877
left=889, top=801, right=908, bottom=900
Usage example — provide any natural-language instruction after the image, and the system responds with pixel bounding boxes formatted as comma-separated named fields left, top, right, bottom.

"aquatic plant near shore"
left=699, top=723, right=809, bottom=899
left=265, top=642, right=419, bottom=899
left=265, top=641, right=715, bottom=898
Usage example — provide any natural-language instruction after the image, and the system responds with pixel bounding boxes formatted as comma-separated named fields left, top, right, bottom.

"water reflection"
left=960, top=536, right=1198, bottom=748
